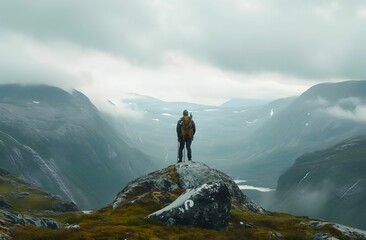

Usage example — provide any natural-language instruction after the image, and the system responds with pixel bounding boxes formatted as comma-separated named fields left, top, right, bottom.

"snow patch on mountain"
left=238, top=185, right=275, bottom=192
left=341, top=179, right=361, bottom=199
left=297, top=171, right=311, bottom=188
left=203, top=109, right=220, bottom=112
left=246, top=119, right=258, bottom=124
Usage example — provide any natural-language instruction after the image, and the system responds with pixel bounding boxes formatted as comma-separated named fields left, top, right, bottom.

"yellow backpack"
left=180, top=116, right=193, bottom=138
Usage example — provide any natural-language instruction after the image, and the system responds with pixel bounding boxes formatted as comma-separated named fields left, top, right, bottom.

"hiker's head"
left=183, top=110, right=189, bottom=116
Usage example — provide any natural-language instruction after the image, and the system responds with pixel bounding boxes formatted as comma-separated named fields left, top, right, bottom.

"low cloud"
left=1, top=0, right=365, bottom=115
left=1, top=0, right=366, bottom=80
left=0, top=33, right=311, bottom=113
left=327, top=105, right=366, bottom=123
left=317, top=97, right=366, bottom=123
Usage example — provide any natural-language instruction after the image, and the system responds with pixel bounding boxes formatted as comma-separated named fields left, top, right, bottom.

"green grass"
left=9, top=190, right=349, bottom=240
left=0, top=174, right=75, bottom=214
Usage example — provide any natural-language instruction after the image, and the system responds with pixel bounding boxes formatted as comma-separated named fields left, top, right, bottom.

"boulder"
left=148, top=182, right=231, bottom=229
left=0, top=210, right=60, bottom=229
left=304, top=221, right=366, bottom=240
left=50, top=201, right=79, bottom=212
left=112, top=162, right=264, bottom=213
left=312, top=232, right=339, bottom=240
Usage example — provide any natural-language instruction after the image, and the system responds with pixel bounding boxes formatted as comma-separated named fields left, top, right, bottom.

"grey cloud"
left=323, top=97, right=366, bottom=122
left=326, top=105, right=366, bottom=122
left=180, top=0, right=366, bottom=79
left=1, top=0, right=365, bottom=81
left=0, top=1, right=166, bottom=63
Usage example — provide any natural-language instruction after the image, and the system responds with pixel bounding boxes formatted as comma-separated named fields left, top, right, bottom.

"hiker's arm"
left=176, top=120, right=181, bottom=139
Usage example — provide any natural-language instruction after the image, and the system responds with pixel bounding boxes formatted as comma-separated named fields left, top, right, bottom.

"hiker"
left=176, top=109, right=196, bottom=163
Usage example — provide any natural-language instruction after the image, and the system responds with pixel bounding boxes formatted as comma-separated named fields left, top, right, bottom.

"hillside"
left=0, top=168, right=79, bottom=238
left=0, top=84, right=155, bottom=209
left=273, top=136, right=366, bottom=230
left=6, top=162, right=366, bottom=240
left=226, top=80, right=366, bottom=187
left=0, top=168, right=78, bottom=214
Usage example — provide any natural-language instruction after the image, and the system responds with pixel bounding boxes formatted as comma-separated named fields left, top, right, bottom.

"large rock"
left=112, top=162, right=264, bottom=213
left=148, top=182, right=231, bottom=229
left=304, top=221, right=366, bottom=240
left=0, top=209, right=60, bottom=229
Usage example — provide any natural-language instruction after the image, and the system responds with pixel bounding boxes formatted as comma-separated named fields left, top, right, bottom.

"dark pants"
left=178, top=137, right=192, bottom=162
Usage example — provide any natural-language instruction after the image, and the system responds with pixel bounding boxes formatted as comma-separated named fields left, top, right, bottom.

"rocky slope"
left=0, top=84, right=154, bottom=209
left=273, top=135, right=366, bottom=230
left=112, top=162, right=264, bottom=213
left=5, top=162, right=366, bottom=239
left=0, top=168, right=79, bottom=239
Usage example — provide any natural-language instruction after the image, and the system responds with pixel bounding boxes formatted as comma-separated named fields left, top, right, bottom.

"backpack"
left=180, top=116, right=193, bottom=138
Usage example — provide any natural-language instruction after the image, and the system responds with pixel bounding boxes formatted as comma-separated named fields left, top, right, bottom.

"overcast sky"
left=0, top=0, right=365, bottom=110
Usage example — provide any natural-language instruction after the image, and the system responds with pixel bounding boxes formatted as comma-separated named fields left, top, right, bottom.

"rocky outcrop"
left=312, top=232, right=339, bottom=240
left=49, top=200, right=79, bottom=212
left=304, top=221, right=366, bottom=240
left=0, top=210, right=61, bottom=229
left=112, top=162, right=264, bottom=229
left=148, top=182, right=231, bottom=229
left=175, top=162, right=264, bottom=212
left=112, top=162, right=264, bottom=213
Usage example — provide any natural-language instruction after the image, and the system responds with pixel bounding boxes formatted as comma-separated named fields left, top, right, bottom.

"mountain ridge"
left=273, top=135, right=366, bottom=230
left=0, top=84, right=155, bottom=209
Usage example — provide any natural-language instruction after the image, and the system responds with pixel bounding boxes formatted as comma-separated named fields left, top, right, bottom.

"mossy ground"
left=9, top=193, right=348, bottom=240
left=0, top=167, right=349, bottom=239
left=0, top=175, right=59, bottom=213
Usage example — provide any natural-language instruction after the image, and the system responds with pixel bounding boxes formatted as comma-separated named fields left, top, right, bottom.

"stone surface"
left=312, top=232, right=339, bottom=240
left=304, top=221, right=366, bottom=240
left=148, top=182, right=231, bottom=229
left=112, top=162, right=264, bottom=213
left=0, top=210, right=60, bottom=229
left=50, top=201, right=79, bottom=212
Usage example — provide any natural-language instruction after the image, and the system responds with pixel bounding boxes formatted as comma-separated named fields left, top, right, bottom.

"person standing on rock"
left=176, top=109, right=196, bottom=163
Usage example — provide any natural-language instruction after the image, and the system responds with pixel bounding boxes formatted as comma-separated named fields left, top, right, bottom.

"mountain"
left=104, top=80, right=366, bottom=230
left=0, top=84, right=155, bottom=209
left=7, top=162, right=366, bottom=240
left=107, top=93, right=293, bottom=168
left=224, top=80, right=366, bottom=188
left=220, top=98, right=270, bottom=108
left=109, top=80, right=366, bottom=190
left=272, top=135, right=366, bottom=230
left=0, top=167, right=78, bottom=213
